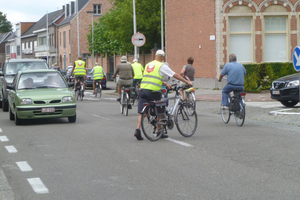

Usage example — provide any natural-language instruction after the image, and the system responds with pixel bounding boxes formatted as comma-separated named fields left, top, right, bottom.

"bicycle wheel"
left=95, top=85, right=98, bottom=97
left=235, top=102, right=245, bottom=127
left=141, top=105, right=162, bottom=141
left=98, top=84, right=102, bottom=98
left=221, top=105, right=230, bottom=123
left=175, top=104, right=198, bottom=137
left=76, top=90, right=79, bottom=101
left=124, top=93, right=129, bottom=116
left=120, top=94, right=124, bottom=114
left=80, top=90, right=83, bottom=101
left=186, top=92, right=196, bottom=115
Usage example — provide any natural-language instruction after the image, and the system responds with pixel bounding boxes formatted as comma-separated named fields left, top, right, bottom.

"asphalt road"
left=0, top=89, right=300, bottom=200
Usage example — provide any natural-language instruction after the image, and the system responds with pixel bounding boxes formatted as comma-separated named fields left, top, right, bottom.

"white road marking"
left=246, top=102, right=282, bottom=108
left=5, top=146, right=18, bottom=153
left=165, top=138, right=194, bottom=147
left=27, top=178, right=49, bottom=194
left=269, top=108, right=300, bottom=115
left=16, top=161, right=33, bottom=172
left=91, top=114, right=110, bottom=120
left=0, top=136, right=9, bottom=142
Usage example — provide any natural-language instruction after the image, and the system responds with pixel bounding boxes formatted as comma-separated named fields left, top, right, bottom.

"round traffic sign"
left=131, top=33, right=146, bottom=47
left=293, top=46, right=300, bottom=72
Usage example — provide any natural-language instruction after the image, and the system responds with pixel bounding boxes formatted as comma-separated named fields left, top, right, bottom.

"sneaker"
left=117, top=98, right=121, bottom=102
left=134, top=129, right=143, bottom=140
left=221, top=105, right=228, bottom=110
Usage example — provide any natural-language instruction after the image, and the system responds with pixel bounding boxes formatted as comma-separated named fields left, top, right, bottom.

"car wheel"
left=15, top=111, right=22, bottom=125
left=2, top=98, right=8, bottom=112
left=68, top=114, right=76, bottom=123
left=0, top=100, right=2, bottom=108
left=280, top=100, right=298, bottom=107
left=9, top=106, right=14, bottom=120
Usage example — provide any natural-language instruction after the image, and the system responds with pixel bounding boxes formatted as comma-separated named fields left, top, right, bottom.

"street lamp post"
left=87, top=11, right=94, bottom=68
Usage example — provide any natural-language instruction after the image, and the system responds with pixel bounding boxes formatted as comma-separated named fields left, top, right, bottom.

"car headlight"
left=287, top=80, right=299, bottom=88
left=62, top=96, right=73, bottom=102
left=21, top=98, right=32, bottom=105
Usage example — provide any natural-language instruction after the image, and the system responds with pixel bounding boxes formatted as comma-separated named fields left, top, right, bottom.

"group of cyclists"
left=70, top=51, right=246, bottom=141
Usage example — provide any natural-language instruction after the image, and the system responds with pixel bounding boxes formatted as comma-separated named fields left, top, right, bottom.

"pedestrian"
left=71, top=56, right=87, bottom=94
left=90, top=62, right=105, bottom=94
left=112, top=56, right=134, bottom=102
left=218, top=54, right=246, bottom=108
left=131, top=59, right=144, bottom=87
left=134, top=50, right=193, bottom=140
left=179, top=57, right=195, bottom=100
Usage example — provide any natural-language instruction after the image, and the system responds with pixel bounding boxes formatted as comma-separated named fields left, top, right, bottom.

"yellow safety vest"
left=140, top=60, right=163, bottom=91
left=93, top=66, right=104, bottom=80
left=74, top=60, right=86, bottom=76
left=132, top=62, right=144, bottom=79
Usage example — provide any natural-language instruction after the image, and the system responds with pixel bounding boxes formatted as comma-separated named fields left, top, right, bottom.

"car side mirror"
left=7, top=85, right=15, bottom=90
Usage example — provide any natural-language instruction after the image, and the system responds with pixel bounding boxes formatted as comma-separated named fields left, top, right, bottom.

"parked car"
left=7, top=69, right=76, bottom=125
left=270, top=73, right=299, bottom=107
left=65, top=66, right=73, bottom=82
left=85, top=68, right=107, bottom=89
left=0, top=59, right=49, bottom=112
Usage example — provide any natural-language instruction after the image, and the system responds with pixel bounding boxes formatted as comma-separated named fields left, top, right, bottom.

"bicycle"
left=221, top=89, right=246, bottom=126
left=183, top=86, right=196, bottom=115
left=141, top=83, right=198, bottom=141
left=131, top=82, right=140, bottom=105
left=120, top=86, right=132, bottom=116
left=94, top=79, right=102, bottom=98
left=74, top=76, right=85, bottom=101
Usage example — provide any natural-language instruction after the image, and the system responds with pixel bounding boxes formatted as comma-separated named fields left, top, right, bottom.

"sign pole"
left=133, top=0, right=137, bottom=60
left=292, top=46, right=300, bottom=104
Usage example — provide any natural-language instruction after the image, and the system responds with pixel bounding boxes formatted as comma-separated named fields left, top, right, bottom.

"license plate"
left=41, top=108, right=55, bottom=113
left=272, top=90, right=280, bottom=95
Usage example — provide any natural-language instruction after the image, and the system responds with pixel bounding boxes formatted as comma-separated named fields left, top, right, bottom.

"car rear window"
left=6, top=62, right=48, bottom=76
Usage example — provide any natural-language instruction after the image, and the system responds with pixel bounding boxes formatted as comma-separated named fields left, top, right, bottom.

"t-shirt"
left=221, top=61, right=246, bottom=85
left=114, top=62, right=134, bottom=79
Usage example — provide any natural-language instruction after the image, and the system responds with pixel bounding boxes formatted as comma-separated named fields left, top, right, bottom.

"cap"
left=155, top=50, right=165, bottom=56
left=133, top=59, right=138, bottom=62
left=120, top=56, right=127, bottom=62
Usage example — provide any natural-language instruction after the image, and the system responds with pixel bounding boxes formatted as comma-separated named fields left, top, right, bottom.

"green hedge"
left=243, top=62, right=297, bottom=92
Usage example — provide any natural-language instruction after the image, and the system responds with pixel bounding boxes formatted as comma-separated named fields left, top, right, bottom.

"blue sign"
left=293, top=46, right=300, bottom=72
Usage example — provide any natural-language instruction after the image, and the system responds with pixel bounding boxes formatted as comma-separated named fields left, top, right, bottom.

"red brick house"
left=165, top=0, right=300, bottom=89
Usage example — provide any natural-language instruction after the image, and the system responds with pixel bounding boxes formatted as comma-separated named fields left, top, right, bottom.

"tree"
left=0, top=12, right=12, bottom=33
left=87, top=0, right=163, bottom=56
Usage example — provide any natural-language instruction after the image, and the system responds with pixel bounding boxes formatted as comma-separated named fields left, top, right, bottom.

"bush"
left=243, top=62, right=296, bottom=92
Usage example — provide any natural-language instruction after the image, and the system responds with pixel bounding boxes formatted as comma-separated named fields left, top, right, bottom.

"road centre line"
left=91, top=114, right=110, bottom=120
left=0, top=136, right=9, bottom=142
left=27, top=178, right=49, bottom=194
left=5, top=145, right=18, bottom=153
left=165, top=138, right=194, bottom=147
left=16, top=161, right=33, bottom=172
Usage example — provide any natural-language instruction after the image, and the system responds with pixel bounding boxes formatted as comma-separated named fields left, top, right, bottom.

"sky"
left=1, top=0, right=70, bottom=30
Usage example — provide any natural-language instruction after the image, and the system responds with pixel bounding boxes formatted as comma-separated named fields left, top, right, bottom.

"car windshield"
left=17, top=72, right=67, bottom=90
left=5, top=62, right=48, bottom=76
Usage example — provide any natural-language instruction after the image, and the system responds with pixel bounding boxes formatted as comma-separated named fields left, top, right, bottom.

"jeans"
left=221, top=84, right=244, bottom=106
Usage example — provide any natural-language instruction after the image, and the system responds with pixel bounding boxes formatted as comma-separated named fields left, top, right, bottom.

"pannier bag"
left=229, top=96, right=240, bottom=111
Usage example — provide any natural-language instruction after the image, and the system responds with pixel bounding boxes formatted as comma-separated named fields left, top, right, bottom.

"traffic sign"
left=292, top=46, right=300, bottom=72
left=132, top=33, right=146, bottom=47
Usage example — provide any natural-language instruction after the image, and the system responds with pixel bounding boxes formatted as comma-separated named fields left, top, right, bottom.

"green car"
left=8, top=69, right=76, bottom=125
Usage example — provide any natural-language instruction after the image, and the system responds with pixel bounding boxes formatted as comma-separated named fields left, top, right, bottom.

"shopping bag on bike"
left=149, top=101, right=166, bottom=116
left=229, top=96, right=240, bottom=111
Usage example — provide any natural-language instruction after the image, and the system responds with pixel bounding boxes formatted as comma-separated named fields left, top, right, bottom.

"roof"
left=4, top=31, right=16, bottom=42
left=0, top=32, right=12, bottom=44
left=58, top=0, right=90, bottom=26
left=22, top=9, right=64, bottom=37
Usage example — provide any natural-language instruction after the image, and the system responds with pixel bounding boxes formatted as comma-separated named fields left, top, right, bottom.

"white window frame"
left=93, top=4, right=102, bottom=15
left=263, top=15, right=288, bottom=62
left=228, top=16, right=253, bottom=63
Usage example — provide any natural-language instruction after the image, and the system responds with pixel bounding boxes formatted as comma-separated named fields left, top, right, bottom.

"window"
left=34, top=41, right=37, bottom=47
left=39, top=37, right=47, bottom=46
left=6, top=45, right=10, bottom=54
left=22, top=43, right=25, bottom=51
left=93, top=4, right=102, bottom=14
left=265, top=17, right=287, bottom=62
left=63, top=31, right=66, bottom=48
left=17, top=46, right=21, bottom=55
left=229, top=17, right=252, bottom=62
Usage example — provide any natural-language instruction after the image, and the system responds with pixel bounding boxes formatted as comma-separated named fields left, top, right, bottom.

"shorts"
left=118, top=79, right=132, bottom=88
left=180, top=81, right=194, bottom=89
left=75, top=75, right=85, bottom=83
left=137, top=89, right=161, bottom=113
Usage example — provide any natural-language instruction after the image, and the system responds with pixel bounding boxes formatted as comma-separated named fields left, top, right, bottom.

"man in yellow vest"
left=90, top=62, right=105, bottom=94
left=71, top=56, right=87, bottom=93
left=134, top=50, right=193, bottom=140
left=131, top=59, right=144, bottom=87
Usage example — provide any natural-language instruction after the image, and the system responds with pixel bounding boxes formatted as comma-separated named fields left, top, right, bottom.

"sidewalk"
left=104, top=81, right=274, bottom=102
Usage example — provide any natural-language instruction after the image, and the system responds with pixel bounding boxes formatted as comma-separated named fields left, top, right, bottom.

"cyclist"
left=134, top=50, right=193, bottom=140
left=131, top=59, right=144, bottom=87
left=179, top=57, right=195, bottom=101
left=71, top=56, right=87, bottom=95
left=218, top=54, right=246, bottom=108
left=90, top=62, right=105, bottom=94
left=112, top=56, right=134, bottom=102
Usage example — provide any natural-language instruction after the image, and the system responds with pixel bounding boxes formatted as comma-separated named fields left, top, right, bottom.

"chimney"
left=66, top=4, right=70, bottom=17
left=70, top=1, right=75, bottom=15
